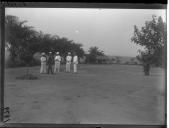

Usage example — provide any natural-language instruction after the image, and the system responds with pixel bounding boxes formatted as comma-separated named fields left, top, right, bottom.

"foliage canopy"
left=131, top=15, right=166, bottom=67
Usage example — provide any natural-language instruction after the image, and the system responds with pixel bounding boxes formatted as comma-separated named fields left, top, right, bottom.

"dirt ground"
left=4, top=64, right=165, bottom=124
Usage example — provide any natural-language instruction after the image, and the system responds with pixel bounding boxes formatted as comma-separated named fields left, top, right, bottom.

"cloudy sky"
left=5, top=8, right=166, bottom=57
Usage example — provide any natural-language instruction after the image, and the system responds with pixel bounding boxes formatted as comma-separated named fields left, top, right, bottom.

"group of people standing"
left=40, top=52, right=78, bottom=74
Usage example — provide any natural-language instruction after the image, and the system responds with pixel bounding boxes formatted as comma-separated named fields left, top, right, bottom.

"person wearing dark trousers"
left=47, top=52, right=54, bottom=74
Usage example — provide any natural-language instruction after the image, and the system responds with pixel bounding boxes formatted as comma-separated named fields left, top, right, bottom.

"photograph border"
left=0, top=2, right=167, bottom=128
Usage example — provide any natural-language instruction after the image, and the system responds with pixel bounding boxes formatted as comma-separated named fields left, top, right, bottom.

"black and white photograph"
left=3, top=7, right=166, bottom=125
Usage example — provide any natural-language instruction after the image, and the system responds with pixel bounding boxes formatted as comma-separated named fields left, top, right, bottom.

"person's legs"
left=47, top=65, right=50, bottom=74
left=68, top=63, right=70, bottom=72
left=54, top=63, right=57, bottom=73
left=50, top=65, right=53, bottom=74
left=42, top=63, right=45, bottom=73
left=40, top=63, right=43, bottom=73
left=74, top=64, right=77, bottom=73
left=44, top=63, right=47, bottom=73
left=66, top=63, right=68, bottom=72
left=57, top=62, right=60, bottom=72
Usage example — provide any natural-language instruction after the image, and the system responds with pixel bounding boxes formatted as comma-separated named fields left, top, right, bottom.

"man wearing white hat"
left=66, top=52, right=72, bottom=72
left=40, top=52, right=47, bottom=74
left=73, top=52, right=78, bottom=73
left=54, top=52, right=61, bottom=73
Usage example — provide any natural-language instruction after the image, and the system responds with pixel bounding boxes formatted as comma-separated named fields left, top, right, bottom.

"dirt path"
left=4, top=64, right=165, bottom=124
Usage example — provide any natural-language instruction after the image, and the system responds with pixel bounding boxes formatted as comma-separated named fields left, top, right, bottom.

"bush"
left=5, top=57, right=26, bottom=68
left=29, top=59, right=41, bottom=67
left=134, top=62, right=138, bottom=65
left=16, top=74, right=38, bottom=80
left=5, top=55, right=40, bottom=68
left=125, top=61, right=129, bottom=65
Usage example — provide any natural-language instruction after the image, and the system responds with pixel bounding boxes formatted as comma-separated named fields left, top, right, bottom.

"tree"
left=111, top=58, right=116, bottom=63
left=5, top=15, right=85, bottom=67
left=115, top=56, right=121, bottom=64
left=130, top=58, right=135, bottom=62
left=131, top=15, right=166, bottom=75
left=50, top=37, right=84, bottom=58
left=5, top=15, right=43, bottom=77
left=5, top=15, right=38, bottom=65
left=88, top=46, right=104, bottom=64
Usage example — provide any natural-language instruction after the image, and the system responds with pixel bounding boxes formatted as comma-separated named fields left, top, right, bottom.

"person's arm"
left=52, top=56, right=54, bottom=64
left=56, top=56, right=60, bottom=61
left=66, top=56, right=68, bottom=62
left=44, top=57, right=47, bottom=62
left=46, top=57, right=49, bottom=65
left=59, top=56, right=61, bottom=61
left=77, top=56, right=78, bottom=64
left=55, top=56, right=58, bottom=62
left=71, top=56, right=72, bottom=62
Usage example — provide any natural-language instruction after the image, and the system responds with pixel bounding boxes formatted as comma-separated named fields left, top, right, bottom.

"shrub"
left=16, top=74, right=38, bottom=80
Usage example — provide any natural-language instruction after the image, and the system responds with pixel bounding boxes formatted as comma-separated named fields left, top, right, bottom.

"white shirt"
left=66, top=55, right=72, bottom=62
left=73, top=55, right=78, bottom=64
left=41, top=56, right=46, bottom=63
left=55, top=55, right=61, bottom=62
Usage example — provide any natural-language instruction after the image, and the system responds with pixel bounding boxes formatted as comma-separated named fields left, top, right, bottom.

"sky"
left=5, top=8, right=166, bottom=57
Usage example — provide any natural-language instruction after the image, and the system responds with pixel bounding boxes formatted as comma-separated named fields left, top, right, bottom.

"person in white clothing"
left=73, top=53, right=78, bottom=73
left=40, top=52, right=47, bottom=74
left=54, top=52, right=61, bottom=73
left=66, top=52, right=72, bottom=72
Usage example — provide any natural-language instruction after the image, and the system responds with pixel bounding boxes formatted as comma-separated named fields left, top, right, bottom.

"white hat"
left=56, top=52, right=59, bottom=54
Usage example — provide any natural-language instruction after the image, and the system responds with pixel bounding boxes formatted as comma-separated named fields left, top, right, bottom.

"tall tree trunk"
left=143, top=64, right=150, bottom=76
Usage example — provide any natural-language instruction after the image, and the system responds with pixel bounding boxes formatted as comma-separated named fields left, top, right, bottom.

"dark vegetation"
left=131, top=15, right=166, bottom=75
